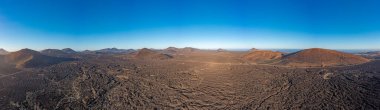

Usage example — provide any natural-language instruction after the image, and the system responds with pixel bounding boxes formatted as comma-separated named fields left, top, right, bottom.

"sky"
left=1, top=0, right=380, bottom=51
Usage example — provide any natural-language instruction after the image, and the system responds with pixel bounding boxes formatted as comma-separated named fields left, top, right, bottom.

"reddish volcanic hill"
left=242, top=50, right=283, bottom=63
left=279, top=48, right=370, bottom=67
left=4, top=49, right=74, bottom=68
left=135, top=48, right=173, bottom=60
left=6, top=49, right=41, bottom=63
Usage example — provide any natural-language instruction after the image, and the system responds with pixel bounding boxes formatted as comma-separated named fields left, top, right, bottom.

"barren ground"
left=0, top=52, right=379, bottom=109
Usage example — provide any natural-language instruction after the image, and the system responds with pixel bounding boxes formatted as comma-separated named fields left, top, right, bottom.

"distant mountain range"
left=0, top=47, right=378, bottom=67
left=2, top=49, right=75, bottom=68
left=162, top=47, right=200, bottom=54
left=95, top=48, right=136, bottom=54
left=81, top=48, right=136, bottom=54
left=357, top=51, right=380, bottom=59
left=0, top=48, right=9, bottom=55
left=135, top=48, right=172, bottom=60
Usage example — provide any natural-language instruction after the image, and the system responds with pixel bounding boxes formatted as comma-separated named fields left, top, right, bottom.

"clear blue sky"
left=1, top=0, right=380, bottom=51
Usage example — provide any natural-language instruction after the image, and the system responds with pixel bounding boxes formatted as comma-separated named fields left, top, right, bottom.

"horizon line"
left=2, top=47, right=380, bottom=52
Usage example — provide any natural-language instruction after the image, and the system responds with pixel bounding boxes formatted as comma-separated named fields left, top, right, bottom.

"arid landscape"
left=0, top=47, right=379, bottom=110
left=2, top=0, right=380, bottom=109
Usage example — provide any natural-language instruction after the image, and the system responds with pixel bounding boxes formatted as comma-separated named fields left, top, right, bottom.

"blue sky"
left=0, top=0, right=380, bottom=51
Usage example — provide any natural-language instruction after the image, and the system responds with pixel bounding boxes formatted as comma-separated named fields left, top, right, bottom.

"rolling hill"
left=242, top=50, right=283, bottom=63
left=4, top=49, right=75, bottom=68
left=135, top=48, right=173, bottom=60
left=279, top=48, right=370, bottom=67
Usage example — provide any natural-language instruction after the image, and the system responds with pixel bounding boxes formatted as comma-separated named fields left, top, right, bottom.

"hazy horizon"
left=1, top=0, right=380, bottom=51
left=2, top=47, right=380, bottom=54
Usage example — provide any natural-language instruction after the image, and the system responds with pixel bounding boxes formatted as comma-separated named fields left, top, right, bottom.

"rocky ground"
left=0, top=53, right=379, bottom=110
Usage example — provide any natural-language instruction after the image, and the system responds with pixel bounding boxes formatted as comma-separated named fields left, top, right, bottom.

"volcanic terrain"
left=135, top=48, right=173, bottom=60
left=2, top=49, right=75, bottom=68
left=242, top=49, right=283, bottom=63
left=279, top=48, right=370, bottom=67
left=0, top=47, right=379, bottom=110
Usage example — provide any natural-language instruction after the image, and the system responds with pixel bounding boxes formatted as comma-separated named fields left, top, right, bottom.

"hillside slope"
left=135, top=48, right=173, bottom=60
left=279, top=48, right=369, bottom=67
left=5, top=49, right=75, bottom=68
left=242, top=50, right=283, bottom=63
